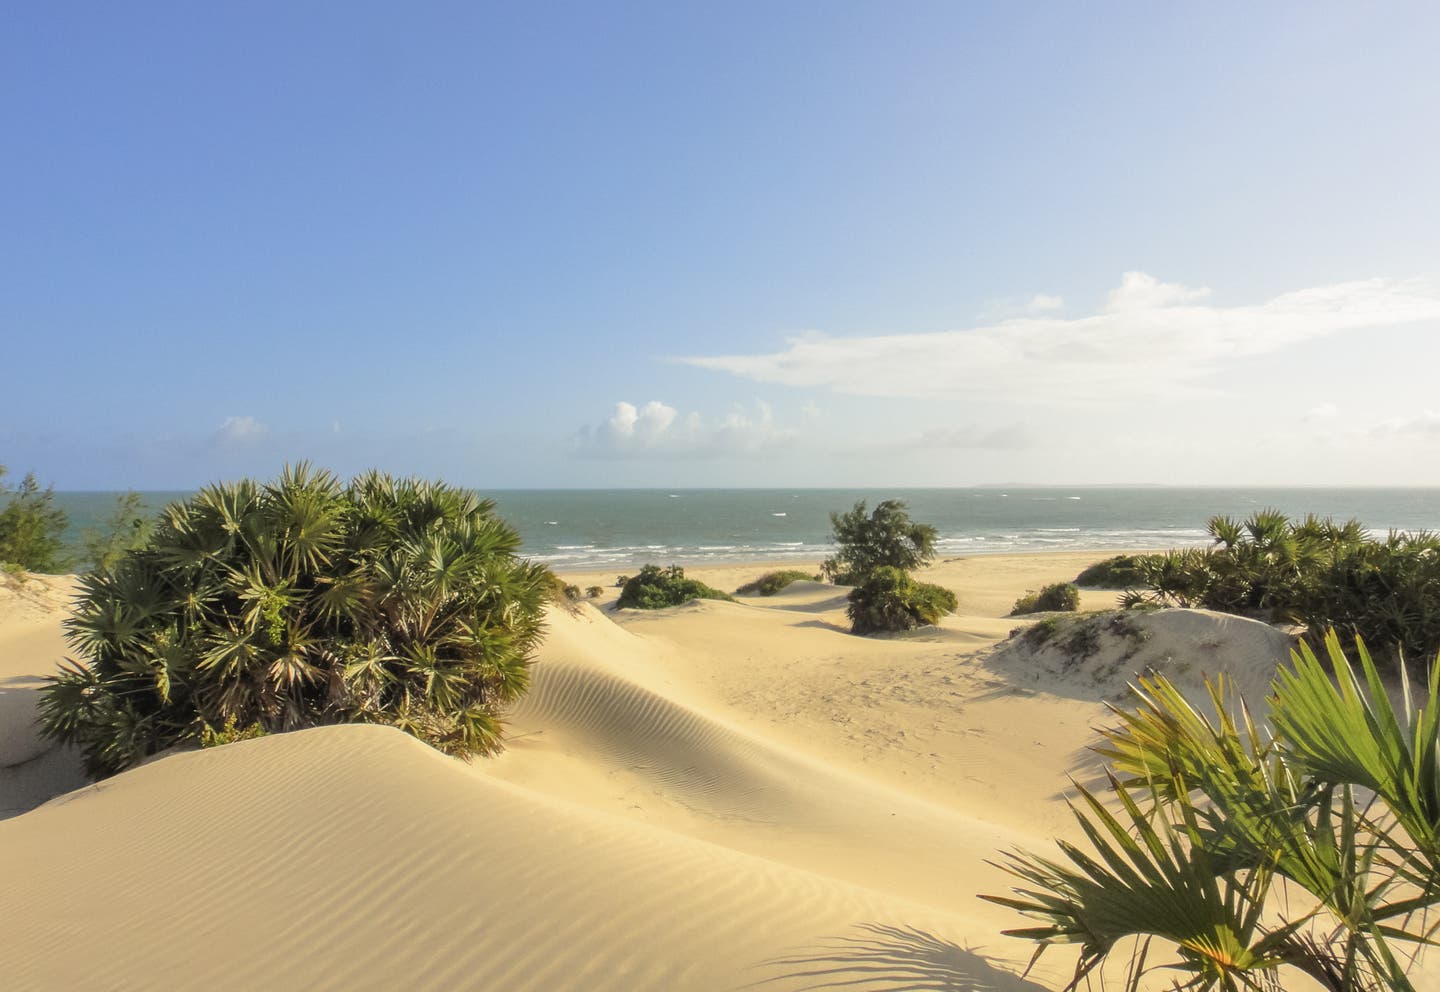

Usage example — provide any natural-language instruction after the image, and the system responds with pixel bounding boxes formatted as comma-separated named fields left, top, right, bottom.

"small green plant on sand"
left=846, top=566, right=956, bottom=635
left=735, top=569, right=821, bottom=596
left=1010, top=581, right=1080, bottom=615
left=199, top=716, right=267, bottom=748
left=616, top=564, right=734, bottom=609
left=585, top=585, right=604, bottom=599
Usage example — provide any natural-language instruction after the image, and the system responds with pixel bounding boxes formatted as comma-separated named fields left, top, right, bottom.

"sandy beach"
left=0, top=552, right=1412, bottom=991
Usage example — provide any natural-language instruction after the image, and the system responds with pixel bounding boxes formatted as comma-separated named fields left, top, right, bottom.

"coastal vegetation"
left=1073, top=553, right=1149, bottom=589
left=735, top=569, right=821, bottom=596
left=0, top=465, right=69, bottom=573
left=985, top=633, right=1440, bottom=992
left=37, top=465, right=550, bottom=776
left=821, top=499, right=938, bottom=584
left=1123, top=512, right=1440, bottom=667
left=1010, top=581, right=1081, bottom=615
left=616, top=564, right=734, bottom=609
left=80, top=491, right=154, bottom=571
left=846, top=565, right=957, bottom=635
left=822, top=499, right=954, bottom=634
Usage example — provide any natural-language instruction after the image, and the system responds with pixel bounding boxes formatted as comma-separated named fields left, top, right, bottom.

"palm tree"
left=983, top=632, right=1440, bottom=991
left=40, top=465, right=550, bottom=776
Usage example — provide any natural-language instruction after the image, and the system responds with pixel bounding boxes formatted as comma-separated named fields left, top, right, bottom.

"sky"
left=3, top=1, right=1439, bottom=489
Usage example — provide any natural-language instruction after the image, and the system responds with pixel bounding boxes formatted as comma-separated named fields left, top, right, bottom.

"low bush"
left=1010, top=582, right=1081, bottom=615
left=1073, top=554, right=1151, bottom=589
left=735, top=569, right=821, bottom=596
left=846, top=566, right=957, bottom=635
left=585, top=585, right=604, bottom=599
left=616, top=564, right=734, bottom=610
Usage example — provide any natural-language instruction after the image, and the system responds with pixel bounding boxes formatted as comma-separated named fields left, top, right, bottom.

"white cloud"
left=917, top=423, right=1036, bottom=450
left=1102, top=271, right=1211, bottom=312
left=1304, top=402, right=1340, bottom=422
left=679, top=274, right=1440, bottom=402
left=979, top=292, right=1065, bottom=320
left=214, top=415, right=268, bottom=444
left=1371, top=411, right=1440, bottom=440
left=575, top=400, right=796, bottom=458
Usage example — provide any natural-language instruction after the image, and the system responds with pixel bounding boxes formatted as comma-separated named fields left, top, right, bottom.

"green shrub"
left=846, top=566, right=956, bottom=635
left=38, top=465, right=550, bottom=777
left=585, top=585, right=604, bottom=599
left=1010, top=582, right=1081, bottom=615
left=563, top=583, right=582, bottom=600
left=1073, top=554, right=1151, bottom=589
left=198, top=716, right=267, bottom=749
left=821, top=499, right=938, bottom=584
left=616, top=564, right=734, bottom=609
left=1018, top=616, right=1061, bottom=648
left=1133, top=511, right=1440, bottom=666
left=0, top=466, right=68, bottom=572
left=735, top=569, right=821, bottom=596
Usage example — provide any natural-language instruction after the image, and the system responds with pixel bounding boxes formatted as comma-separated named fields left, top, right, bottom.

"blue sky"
left=4, top=2, right=1439, bottom=488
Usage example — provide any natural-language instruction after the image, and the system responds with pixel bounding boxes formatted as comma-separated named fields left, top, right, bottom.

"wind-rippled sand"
left=0, top=555, right=1349, bottom=990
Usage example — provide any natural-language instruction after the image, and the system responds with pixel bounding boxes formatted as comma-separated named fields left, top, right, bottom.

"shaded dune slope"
left=498, top=605, right=1049, bottom=916
left=0, top=725, right=1045, bottom=992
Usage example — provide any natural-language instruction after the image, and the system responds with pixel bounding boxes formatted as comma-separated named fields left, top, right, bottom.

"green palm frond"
left=40, top=465, right=548, bottom=776
left=986, top=636, right=1440, bottom=991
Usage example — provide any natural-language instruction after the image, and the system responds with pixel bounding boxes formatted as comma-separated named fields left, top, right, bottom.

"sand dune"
left=0, top=554, right=1356, bottom=990
left=1, top=724, right=1049, bottom=991
left=0, top=574, right=85, bottom=819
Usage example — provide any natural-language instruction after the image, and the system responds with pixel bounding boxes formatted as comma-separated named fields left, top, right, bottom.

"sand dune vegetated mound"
left=989, top=607, right=1299, bottom=707
left=8, top=554, right=1413, bottom=990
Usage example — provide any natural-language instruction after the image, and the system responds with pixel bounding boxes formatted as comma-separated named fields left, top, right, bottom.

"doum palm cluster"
left=39, top=465, right=551, bottom=777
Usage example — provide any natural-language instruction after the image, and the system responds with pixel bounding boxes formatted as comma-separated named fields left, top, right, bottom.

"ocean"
left=48, top=487, right=1440, bottom=572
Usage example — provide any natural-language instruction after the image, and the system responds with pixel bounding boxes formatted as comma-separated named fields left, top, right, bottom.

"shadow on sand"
left=747, top=923, right=1049, bottom=992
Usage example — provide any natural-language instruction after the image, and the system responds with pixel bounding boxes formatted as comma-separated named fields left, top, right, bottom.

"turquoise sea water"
left=49, top=488, right=1440, bottom=572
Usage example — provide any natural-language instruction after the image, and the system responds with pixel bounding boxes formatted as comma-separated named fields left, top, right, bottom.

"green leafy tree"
left=984, top=632, right=1440, bottom=991
left=0, top=465, right=69, bottom=572
left=821, top=499, right=938, bottom=584
left=846, top=565, right=956, bottom=634
left=38, top=465, right=550, bottom=777
left=81, top=491, right=153, bottom=571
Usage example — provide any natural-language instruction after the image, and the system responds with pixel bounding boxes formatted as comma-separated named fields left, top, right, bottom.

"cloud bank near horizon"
left=678, top=274, right=1440, bottom=403
left=573, top=400, right=796, bottom=459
